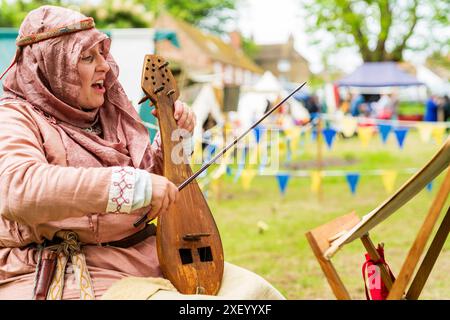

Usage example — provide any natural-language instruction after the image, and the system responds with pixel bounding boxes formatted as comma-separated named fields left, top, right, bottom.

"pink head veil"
left=1, top=5, right=151, bottom=168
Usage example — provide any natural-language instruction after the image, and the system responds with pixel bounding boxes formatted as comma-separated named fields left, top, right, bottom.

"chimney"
left=229, top=31, right=242, bottom=51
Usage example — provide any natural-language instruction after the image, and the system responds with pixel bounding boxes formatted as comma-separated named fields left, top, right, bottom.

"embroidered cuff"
left=106, top=167, right=136, bottom=213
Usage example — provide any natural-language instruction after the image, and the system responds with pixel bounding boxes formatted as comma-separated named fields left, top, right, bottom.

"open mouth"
left=91, top=80, right=105, bottom=93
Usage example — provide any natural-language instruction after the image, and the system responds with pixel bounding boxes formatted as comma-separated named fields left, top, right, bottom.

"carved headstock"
left=140, top=54, right=180, bottom=106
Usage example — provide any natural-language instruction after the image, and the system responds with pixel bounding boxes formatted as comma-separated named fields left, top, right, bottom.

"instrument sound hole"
left=179, top=248, right=193, bottom=264
left=198, top=247, right=213, bottom=262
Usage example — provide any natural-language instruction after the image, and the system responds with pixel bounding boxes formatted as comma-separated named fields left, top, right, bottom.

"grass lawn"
left=201, top=130, right=449, bottom=299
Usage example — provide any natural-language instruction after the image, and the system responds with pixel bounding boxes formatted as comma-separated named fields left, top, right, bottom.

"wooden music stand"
left=306, top=137, right=450, bottom=300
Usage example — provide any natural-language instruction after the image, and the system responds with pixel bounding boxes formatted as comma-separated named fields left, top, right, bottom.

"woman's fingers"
left=168, top=182, right=179, bottom=204
left=186, top=110, right=196, bottom=132
left=177, top=105, right=189, bottom=128
left=174, top=100, right=184, bottom=121
left=149, top=174, right=179, bottom=218
left=156, top=193, right=170, bottom=217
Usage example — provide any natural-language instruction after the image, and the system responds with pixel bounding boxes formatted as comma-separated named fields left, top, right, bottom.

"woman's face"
left=77, top=42, right=110, bottom=110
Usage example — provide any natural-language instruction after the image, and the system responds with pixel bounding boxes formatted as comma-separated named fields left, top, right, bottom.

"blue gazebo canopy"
left=337, top=62, right=424, bottom=87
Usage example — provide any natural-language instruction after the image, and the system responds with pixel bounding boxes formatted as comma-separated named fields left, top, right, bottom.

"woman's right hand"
left=149, top=174, right=179, bottom=218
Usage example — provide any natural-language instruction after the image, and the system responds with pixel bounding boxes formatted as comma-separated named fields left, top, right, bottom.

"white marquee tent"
left=237, top=71, right=309, bottom=129
left=192, top=84, right=225, bottom=142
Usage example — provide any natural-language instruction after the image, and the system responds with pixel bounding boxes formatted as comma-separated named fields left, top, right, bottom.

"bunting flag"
left=276, top=173, right=291, bottom=196
left=346, top=173, right=360, bottom=195
left=154, top=29, right=180, bottom=48
left=426, top=181, right=433, bottom=192
left=205, top=144, right=216, bottom=161
left=278, top=139, right=287, bottom=154
left=357, top=126, right=373, bottom=147
left=322, top=128, right=337, bottom=149
left=241, top=169, right=256, bottom=190
left=233, top=163, right=244, bottom=183
left=192, top=139, right=203, bottom=165
left=431, top=125, right=446, bottom=145
left=416, top=123, right=433, bottom=143
left=310, top=171, right=323, bottom=193
left=378, top=124, right=392, bottom=144
left=393, top=127, right=409, bottom=149
left=341, top=116, right=358, bottom=138
left=253, top=125, right=265, bottom=144
left=381, top=170, right=398, bottom=193
left=285, top=127, right=301, bottom=154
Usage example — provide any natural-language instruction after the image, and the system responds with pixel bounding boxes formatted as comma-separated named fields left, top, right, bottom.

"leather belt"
left=100, top=223, right=157, bottom=248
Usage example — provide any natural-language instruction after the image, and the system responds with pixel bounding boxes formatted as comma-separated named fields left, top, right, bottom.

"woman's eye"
left=81, top=55, right=94, bottom=62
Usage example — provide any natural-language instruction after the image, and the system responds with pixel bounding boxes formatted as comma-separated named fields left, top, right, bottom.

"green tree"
left=0, top=0, right=65, bottom=27
left=1, top=0, right=238, bottom=35
left=82, top=0, right=237, bottom=34
left=303, top=0, right=449, bottom=62
left=146, top=0, right=236, bottom=34
left=81, top=0, right=153, bottom=29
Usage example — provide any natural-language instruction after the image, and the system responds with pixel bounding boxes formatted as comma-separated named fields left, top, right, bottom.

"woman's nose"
left=96, top=55, right=110, bottom=73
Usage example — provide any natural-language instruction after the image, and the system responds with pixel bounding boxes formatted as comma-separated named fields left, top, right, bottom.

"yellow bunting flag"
left=278, top=138, right=287, bottom=154
left=358, top=126, right=373, bottom=147
left=241, top=169, right=256, bottom=190
left=431, top=125, right=446, bottom=145
left=285, top=127, right=301, bottom=154
left=224, top=121, right=233, bottom=133
left=416, top=123, right=433, bottom=143
left=192, top=139, right=203, bottom=165
left=310, top=171, right=323, bottom=193
left=342, top=116, right=358, bottom=138
left=381, top=170, right=398, bottom=193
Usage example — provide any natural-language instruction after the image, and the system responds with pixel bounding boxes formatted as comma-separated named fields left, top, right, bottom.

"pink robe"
left=0, top=102, right=164, bottom=299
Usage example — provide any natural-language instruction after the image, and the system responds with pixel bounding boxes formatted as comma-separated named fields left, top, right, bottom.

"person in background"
left=424, top=95, right=438, bottom=122
left=442, top=95, right=450, bottom=122
left=339, top=92, right=352, bottom=114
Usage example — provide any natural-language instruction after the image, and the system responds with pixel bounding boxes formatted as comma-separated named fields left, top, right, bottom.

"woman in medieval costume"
left=0, top=5, right=284, bottom=300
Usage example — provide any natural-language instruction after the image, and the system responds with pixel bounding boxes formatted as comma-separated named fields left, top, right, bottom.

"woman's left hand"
left=151, top=100, right=196, bottom=134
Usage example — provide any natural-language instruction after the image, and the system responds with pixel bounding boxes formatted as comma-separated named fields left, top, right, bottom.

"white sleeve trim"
left=131, top=169, right=152, bottom=211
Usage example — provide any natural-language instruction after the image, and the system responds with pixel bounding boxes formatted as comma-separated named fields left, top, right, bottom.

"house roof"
left=164, top=15, right=263, bottom=74
left=254, top=42, right=308, bottom=62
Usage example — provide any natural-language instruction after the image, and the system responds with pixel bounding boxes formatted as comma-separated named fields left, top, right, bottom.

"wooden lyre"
left=134, top=54, right=307, bottom=294
left=306, top=137, right=450, bottom=299
left=138, top=54, right=224, bottom=295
